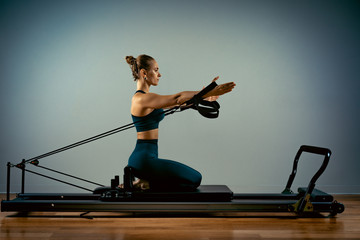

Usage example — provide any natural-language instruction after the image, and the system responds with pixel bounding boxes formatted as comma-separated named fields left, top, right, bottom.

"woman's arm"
left=134, top=77, right=236, bottom=110
left=133, top=91, right=199, bottom=110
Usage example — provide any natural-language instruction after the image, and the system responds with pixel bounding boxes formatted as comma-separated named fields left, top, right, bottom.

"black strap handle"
left=194, top=100, right=220, bottom=118
left=194, top=81, right=218, bottom=98
left=181, top=81, right=220, bottom=118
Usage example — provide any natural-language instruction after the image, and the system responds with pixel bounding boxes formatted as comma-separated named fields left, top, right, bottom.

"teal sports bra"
left=131, top=90, right=165, bottom=132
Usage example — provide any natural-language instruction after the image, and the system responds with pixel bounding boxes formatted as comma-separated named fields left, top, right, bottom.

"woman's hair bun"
left=125, top=54, right=154, bottom=81
left=125, top=55, right=139, bottom=81
left=125, top=56, right=136, bottom=65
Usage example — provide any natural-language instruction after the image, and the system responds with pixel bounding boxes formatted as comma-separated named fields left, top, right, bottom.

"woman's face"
left=145, top=60, right=161, bottom=86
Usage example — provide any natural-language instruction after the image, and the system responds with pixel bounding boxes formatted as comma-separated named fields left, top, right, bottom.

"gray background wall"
left=1, top=0, right=359, bottom=194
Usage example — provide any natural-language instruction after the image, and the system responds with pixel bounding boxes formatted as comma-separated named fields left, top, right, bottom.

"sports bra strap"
left=135, top=90, right=146, bottom=94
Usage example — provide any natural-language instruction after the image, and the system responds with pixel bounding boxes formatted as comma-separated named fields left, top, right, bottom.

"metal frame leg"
left=7, top=162, right=11, bottom=201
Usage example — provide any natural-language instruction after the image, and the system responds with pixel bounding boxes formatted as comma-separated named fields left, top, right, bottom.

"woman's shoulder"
left=132, top=91, right=160, bottom=103
left=131, top=92, right=159, bottom=116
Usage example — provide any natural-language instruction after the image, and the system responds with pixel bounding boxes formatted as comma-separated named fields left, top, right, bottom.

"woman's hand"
left=203, top=76, right=236, bottom=99
left=204, top=95, right=219, bottom=102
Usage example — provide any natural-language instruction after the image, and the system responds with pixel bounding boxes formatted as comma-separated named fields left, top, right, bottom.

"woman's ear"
left=139, top=68, right=147, bottom=79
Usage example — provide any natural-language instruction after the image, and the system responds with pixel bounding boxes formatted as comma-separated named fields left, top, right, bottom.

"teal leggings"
left=128, top=139, right=202, bottom=190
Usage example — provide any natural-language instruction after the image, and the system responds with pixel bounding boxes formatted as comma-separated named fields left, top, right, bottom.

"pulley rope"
left=20, top=107, right=180, bottom=165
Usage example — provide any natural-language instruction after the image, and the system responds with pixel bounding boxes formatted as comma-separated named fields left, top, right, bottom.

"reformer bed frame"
left=1, top=145, right=345, bottom=217
left=1, top=83, right=345, bottom=217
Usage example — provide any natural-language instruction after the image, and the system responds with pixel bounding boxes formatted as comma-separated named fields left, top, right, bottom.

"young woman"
left=125, top=54, right=235, bottom=191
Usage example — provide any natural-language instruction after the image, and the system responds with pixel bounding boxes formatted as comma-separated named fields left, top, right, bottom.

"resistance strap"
left=181, top=81, right=220, bottom=118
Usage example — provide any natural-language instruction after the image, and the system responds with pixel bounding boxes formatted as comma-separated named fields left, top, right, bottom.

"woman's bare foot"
left=118, top=179, right=150, bottom=191
left=133, top=179, right=150, bottom=190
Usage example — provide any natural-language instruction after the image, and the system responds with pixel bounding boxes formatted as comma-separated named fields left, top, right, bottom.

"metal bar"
left=23, top=122, right=135, bottom=164
left=283, top=145, right=331, bottom=194
left=34, top=164, right=104, bottom=187
left=17, top=193, right=99, bottom=200
left=6, top=162, right=11, bottom=201
left=22, top=168, right=93, bottom=192
left=21, top=159, right=25, bottom=194
left=1, top=199, right=341, bottom=214
left=233, top=193, right=300, bottom=200
left=19, top=106, right=181, bottom=166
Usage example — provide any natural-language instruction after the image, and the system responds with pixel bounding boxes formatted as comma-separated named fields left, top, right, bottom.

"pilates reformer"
left=1, top=82, right=345, bottom=217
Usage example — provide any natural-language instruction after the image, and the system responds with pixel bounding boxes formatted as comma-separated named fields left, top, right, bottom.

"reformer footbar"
left=1, top=82, right=345, bottom=217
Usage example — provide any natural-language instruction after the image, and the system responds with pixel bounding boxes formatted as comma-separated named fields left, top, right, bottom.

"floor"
left=1, top=194, right=359, bottom=240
